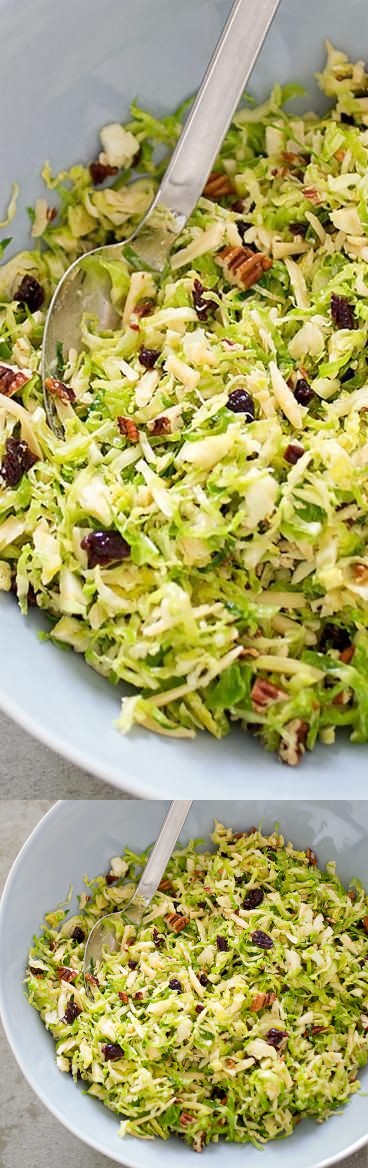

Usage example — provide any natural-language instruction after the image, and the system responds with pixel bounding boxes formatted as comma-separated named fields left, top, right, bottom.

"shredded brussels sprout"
left=27, top=823, right=368, bottom=1150
left=2, top=45, right=368, bottom=761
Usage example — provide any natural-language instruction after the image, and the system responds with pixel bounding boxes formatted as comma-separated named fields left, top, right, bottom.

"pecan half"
left=180, top=1113, right=194, bottom=1126
left=193, top=1131, right=206, bottom=1153
left=305, top=848, right=318, bottom=867
left=278, top=719, right=308, bottom=766
left=303, top=187, right=322, bottom=205
left=362, top=917, right=368, bottom=934
left=158, top=878, right=174, bottom=891
left=203, top=171, right=235, bottom=199
left=45, top=376, right=76, bottom=403
left=166, top=913, right=190, bottom=933
left=251, top=679, right=288, bottom=709
left=216, top=244, right=272, bottom=290
left=250, top=991, right=277, bottom=1011
left=85, top=972, right=99, bottom=987
left=57, top=967, right=77, bottom=983
left=0, top=365, right=29, bottom=397
left=118, top=992, right=129, bottom=1003
left=117, top=416, right=139, bottom=442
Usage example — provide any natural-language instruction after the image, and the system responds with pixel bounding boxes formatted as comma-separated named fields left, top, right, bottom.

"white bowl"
left=1, top=0, right=368, bottom=797
left=1, top=799, right=368, bottom=1167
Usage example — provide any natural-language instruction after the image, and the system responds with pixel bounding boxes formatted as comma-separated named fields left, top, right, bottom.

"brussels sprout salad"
left=2, top=44, right=368, bottom=762
left=27, top=823, right=368, bottom=1151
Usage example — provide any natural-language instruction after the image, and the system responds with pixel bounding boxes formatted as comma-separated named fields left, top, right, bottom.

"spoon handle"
left=156, top=0, right=281, bottom=223
left=134, top=801, right=192, bottom=905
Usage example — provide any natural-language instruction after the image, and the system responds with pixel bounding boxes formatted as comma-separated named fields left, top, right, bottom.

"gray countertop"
left=0, top=708, right=126, bottom=798
left=1, top=803, right=368, bottom=1168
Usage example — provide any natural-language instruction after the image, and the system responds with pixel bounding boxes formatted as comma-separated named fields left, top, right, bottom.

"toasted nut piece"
left=363, top=917, right=368, bottom=934
left=166, top=913, right=190, bottom=933
left=305, top=848, right=318, bottom=867
left=45, top=376, right=76, bottom=403
left=118, top=416, right=139, bottom=442
left=251, top=991, right=277, bottom=1011
left=216, top=244, right=272, bottom=290
left=0, top=366, right=29, bottom=397
left=180, top=1112, right=194, bottom=1126
left=251, top=679, right=288, bottom=708
left=158, top=879, right=174, bottom=891
left=57, top=967, right=77, bottom=982
left=303, top=187, right=322, bottom=204
left=353, top=563, right=368, bottom=582
left=279, top=719, right=308, bottom=767
left=340, top=645, right=355, bottom=664
left=203, top=171, right=235, bottom=198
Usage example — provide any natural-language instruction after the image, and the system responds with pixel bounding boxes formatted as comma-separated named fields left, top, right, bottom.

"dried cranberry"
left=192, top=279, right=217, bottom=321
left=29, top=966, right=44, bottom=977
left=226, top=388, right=255, bottom=419
left=289, top=221, right=308, bottom=237
left=169, top=978, right=182, bottom=992
left=81, top=530, right=130, bottom=569
left=340, top=112, right=355, bottom=125
left=284, top=443, right=304, bottom=465
left=1, top=436, right=37, bottom=487
left=251, top=930, right=273, bottom=949
left=15, top=274, right=45, bottom=312
left=63, top=1001, right=82, bottom=1024
left=340, top=366, right=355, bottom=384
left=331, top=293, right=356, bottom=330
left=138, top=346, right=160, bottom=369
left=318, top=623, right=352, bottom=653
left=89, top=160, right=119, bottom=184
left=106, top=873, right=118, bottom=885
left=216, top=936, right=228, bottom=952
left=243, top=888, right=264, bottom=910
left=294, top=377, right=315, bottom=405
left=266, top=1028, right=288, bottom=1048
left=134, top=298, right=155, bottom=319
left=102, top=1043, right=124, bottom=1061
left=211, top=1086, right=227, bottom=1101
left=195, top=1004, right=204, bottom=1014
left=71, top=926, right=85, bottom=943
left=231, top=199, right=246, bottom=213
left=199, top=973, right=209, bottom=987
left=128, top=959, right=138, bottom=970
left=153, top=928, right=164, bottom=948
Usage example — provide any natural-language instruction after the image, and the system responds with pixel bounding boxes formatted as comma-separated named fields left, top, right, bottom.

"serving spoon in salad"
left=83, top=800, right=192, bottom=994
left=42, top=0, right=281, bottom=433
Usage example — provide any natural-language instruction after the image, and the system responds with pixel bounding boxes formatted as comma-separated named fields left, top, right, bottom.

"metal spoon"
left=42, top=0, right=281, bottom=433
left=83, top=800, right=192, bottom=993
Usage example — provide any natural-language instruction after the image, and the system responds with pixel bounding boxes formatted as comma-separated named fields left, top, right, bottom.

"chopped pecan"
left=340, top=645, right=355, bottom=664
left=250, top=991, right=277, bottom=1011
left=362, top=1014, right=368, bottom=1030
left=303, top=187, right=322, bottom=204
left=0, top=365, right=29, bottom=397
left=158, top=878, right=174, bottom=891
left=118, top=992, right=129, bottom=1003
left=305, top=848, right=318, bottom=867
left=57, top=967, right=77, bottom=983
left=348, top=889, right=357, bottom=902
left=89, top=160, right=119, bottom=184
left=45, top=376, right=76, bottom=403
left=134, top=298, right=155, bottom=319
left=203, top=171, right=235, bottom=198
left=362, top=917, right=368, bottom=934
left=305, top=1025, right=329, bottom=1036
left=251, top=679, right=288, bottom=708
left=117, top=416, right=139, bottom=442
left=180, top=1112, right=194, bottom=1126
left=85, top=972, right=99, bottom=986
left=193, top=1131, right=206, bottom=1153
left=278, top=719, right=308, bottom=766
left=149, top=415, right=172, bottom=436
left=216, top=244, right=272, bottom=290
left=47, top=206, right=58, bottom=222
left=166, top=913, right=190, bottom=933
left=353, top=563, right=368, bottom=582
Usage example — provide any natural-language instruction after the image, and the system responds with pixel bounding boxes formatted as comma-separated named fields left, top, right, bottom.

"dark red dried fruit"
left=211, top=1086, right=228, bottom=1102
left=15, top=274, right=45, bottom=312
left=29, top=966, right=44, bottom=977
left=138, top=346, right=160, bottom=369
left=169, top=978, right=182, bottom=992
left=199, top=972, right=209, bottom=987
left=102, top=1043, right=124, bottom=1061
left=363, top=916, right=368, bottom=934
left=266, top=1028, right=288, bottom=1048
left=216, top=936, right=228, bottom=952
left=284, top=442, right=305, bottom=465
left=128, top=959, right=138, bottom=970
left=294, top=377, right=315, bottom=406
left=226, top=388, right=255, bottom=419
left=319, top=623, right=352, bottom=653
left=71, top=926, right=85, bottom=943
left=81, top=530, right=130, bottom=569
left=89, top=160, right=119, bottom=185
left=57, top=967, right=78, bottom=983
left=1, top=436, right=37, bottom=487
left=45, top=376, right=76, bottom=404
left=134, top=298, right=155, bottom=319
left=63, top=1001, right=82, bottom=1024
left=289, top=221, right=308, bottom=237
left=243, top=888, right=264, bottom=910
left=340, top=112, right=355, bottom=125
left=192, top=279, right=218, bottom=321
left=231, top=199, right=246, bottom=213
left=150, top=415, right=171, bottom=436
left=331, top=293, right=356, bottom=330
left=251, top=930, right=273, bottom=949
left=340, top=365, right=355, bottom=384
left=153, top=927, right=164, bottom=948
left=195, top=1003, right=204, bottom=1014
left=106, top=872, right=118, bottom=885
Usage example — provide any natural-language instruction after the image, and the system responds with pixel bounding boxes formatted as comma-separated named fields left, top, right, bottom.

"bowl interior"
left=1, top=0, right=368, bottom=796
left=1, top=799, right=368, bottom=1168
